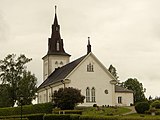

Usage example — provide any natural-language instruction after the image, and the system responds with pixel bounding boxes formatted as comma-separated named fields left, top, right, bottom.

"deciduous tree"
left=17, top=70, right=37, bottom=106
left=120, top=78, right=146, bottom=103
left=0, top=54, right=37, bottom=107
left=0, top=84, right=12, bottom=107
left=53, top=87, right=85, bottom=110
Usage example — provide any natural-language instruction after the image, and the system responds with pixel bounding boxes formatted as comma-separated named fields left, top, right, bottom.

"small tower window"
left=87, top=63, right=94, bottom=72
left=55, top=61, right=58, bottom=64
left=57, top=41, right=60, bottom=51
left=60, top=61, right=63, bottom=65
left=56, top=27, right=58, bottom=31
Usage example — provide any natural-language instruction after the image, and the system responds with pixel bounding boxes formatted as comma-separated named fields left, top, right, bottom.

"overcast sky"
left=0, top=0, right=160, bottom=98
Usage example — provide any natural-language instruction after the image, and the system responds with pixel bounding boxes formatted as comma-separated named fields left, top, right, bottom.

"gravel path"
left=122, top=106, right=136, bottom=115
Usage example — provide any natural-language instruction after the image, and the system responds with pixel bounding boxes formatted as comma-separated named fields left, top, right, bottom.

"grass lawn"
left=121, top=113, right=160, bottom=120
left=76, top=106, right=132, bottom=116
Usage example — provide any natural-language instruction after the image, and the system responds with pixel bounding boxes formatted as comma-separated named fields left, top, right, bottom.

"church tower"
left=43, top=6, right=71, bottom=80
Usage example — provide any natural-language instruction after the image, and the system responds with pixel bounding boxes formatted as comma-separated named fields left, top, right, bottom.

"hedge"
left=79, top=115, right=118, bottom=120
left=2, top=114, right=160, bottom=120
left=53, top=110, right=83, bottom=115
left=0, top=119, right=28, bottom=120
left=0, top=102, right=54, bottom=116
left=44, top=114, right=71, bottom=120
left=43, top=114, right=160, bottom=120
left=0, top=114, right=44, bottom=120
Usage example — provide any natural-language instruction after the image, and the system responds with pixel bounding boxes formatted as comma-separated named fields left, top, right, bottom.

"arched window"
left=60, top=61, right=63, bottom=65
left=55, top=61, right=58, bottom=64
left=91, top=87, right=96, bottom=102
left=86, top=87, right=90, bottom=102
left=55, top=61, right=58, bottom=68
left=87, top=63, right=94, bottom=72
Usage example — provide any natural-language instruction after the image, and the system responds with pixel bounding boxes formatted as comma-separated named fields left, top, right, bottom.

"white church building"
left=37, top=7, right=133, bottom=107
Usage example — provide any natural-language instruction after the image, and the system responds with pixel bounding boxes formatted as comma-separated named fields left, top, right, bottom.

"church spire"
left=47, top=6, right=70, bottom=56
left=53, top=6, right=58, bottom=25
left=87, top=37, right=91, bottom=54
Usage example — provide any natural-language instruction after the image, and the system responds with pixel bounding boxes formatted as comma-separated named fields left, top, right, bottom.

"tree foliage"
left=0, top=84, right=12, bottom=107
left=151, top=100, right=160, bottom=109
left=108, top=64, right=119, bottom=80
left=120, top=78, right=146, bottom=103
left=0, top=54, right=37, bottom=107
left=53, top=87, right=85, bottom=110
left=135, top=102, right=150, bottom=114
left=16, top=70, right=37, bottom=105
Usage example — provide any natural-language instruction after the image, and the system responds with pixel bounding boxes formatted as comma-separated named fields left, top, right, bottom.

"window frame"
left=118, top=96, right=122, bottom=104
left=86, top=87, right=90, bottom=102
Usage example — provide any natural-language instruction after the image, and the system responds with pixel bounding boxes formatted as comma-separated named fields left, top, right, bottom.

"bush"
left=151, top=100, right=160, bottom=109
left=93, top=104, right=97, bottom=107
left=135, top=102, right=150, bottom=114
left=0, top=102, right=54, bottom=116
left=53, top=87, right=85, bottom=110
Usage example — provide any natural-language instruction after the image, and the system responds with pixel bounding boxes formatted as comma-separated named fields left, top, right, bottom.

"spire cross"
left=88, top=37, right=90, bottom=44
left=55, top=5, right=57, bottom=14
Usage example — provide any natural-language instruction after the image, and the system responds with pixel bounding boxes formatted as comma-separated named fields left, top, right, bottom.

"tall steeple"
left=43, top=6, right=71, bottom=80
left=47, top=6, right=70, bottom=56
left=87, top=37, right=91, bottom=54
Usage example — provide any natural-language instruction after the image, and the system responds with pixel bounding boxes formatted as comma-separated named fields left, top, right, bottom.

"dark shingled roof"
left=115, top=85, right=133, bottom=93
left=38, top=55, right=87, bottom=89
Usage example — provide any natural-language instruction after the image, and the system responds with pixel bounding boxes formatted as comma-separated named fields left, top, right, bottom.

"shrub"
left=53, top=87, right=85, bottom=110
left=135, top=102, right=150, bottom=114
left=0, top=102, right=54, bottom=116
left=93, top=104, right=97, bottom=107
left=151, top=100, right=160, bottom=109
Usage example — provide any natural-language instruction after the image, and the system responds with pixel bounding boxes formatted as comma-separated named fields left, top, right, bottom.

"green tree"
left=53, top=87, right=85, bottom=110
left=0, top=84, right=12, bottom=107
left=108, top=64, right=119, bottom=80
left=16, top=70, right=37, bottom=106
left=0, top=54, right=37, bottom=107
left=121, top=78, right=146, bottom=103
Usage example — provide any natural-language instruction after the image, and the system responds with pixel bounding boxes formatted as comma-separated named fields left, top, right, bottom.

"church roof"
left=38, top=55, right=87, bottom=89
left=115, top=85, right=133, bottom=93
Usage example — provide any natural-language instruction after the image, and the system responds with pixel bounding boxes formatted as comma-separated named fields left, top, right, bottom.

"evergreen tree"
left=108, top=64, right=119, bottom=80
